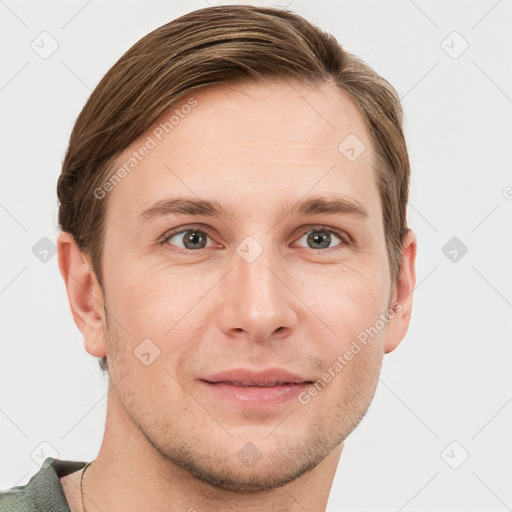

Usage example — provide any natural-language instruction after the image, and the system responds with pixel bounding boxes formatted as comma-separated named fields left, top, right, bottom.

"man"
left=0, top=4, right=416, bottom=511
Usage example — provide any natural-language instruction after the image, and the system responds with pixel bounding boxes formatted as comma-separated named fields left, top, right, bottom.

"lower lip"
left=200, top=381, right=310, bottom=407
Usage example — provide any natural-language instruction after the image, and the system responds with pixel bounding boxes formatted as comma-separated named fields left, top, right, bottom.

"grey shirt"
left=0, top=457, right=87, bottom=512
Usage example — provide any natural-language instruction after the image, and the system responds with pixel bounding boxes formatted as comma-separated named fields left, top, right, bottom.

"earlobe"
left=384, top=229, right=417, bottom=354
left=57, top=231, right=106, bottom=358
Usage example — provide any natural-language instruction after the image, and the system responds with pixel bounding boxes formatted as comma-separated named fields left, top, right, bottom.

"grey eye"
left=296, top=229, right=343, bottom=250
left=167, top=229, right=209, bottom=250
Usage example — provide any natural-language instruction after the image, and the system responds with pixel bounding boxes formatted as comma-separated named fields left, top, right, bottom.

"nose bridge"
left=233, top=234, right=284, bottom=308
left=237, top=237, right=282, bottom=304
left=217, top=233, right=297, bottom=340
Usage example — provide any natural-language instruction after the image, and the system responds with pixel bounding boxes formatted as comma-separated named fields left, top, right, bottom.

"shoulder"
left=0, top=457, right=87, bottom=512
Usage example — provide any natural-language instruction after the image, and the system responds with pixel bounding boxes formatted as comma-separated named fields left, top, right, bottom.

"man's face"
left=97, top=79, right=403, bottom=491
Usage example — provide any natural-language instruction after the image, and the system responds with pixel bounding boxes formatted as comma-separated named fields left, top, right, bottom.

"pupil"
left=308, top=230, right=330, bottom=249
left=185, top=231, right=205, bottom=249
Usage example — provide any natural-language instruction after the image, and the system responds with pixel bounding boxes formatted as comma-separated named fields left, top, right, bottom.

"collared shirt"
left=0, top=457, right=87, bottom=512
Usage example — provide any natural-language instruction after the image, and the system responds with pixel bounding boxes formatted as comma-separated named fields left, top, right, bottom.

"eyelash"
left=159, top=224, right=353, bottom=255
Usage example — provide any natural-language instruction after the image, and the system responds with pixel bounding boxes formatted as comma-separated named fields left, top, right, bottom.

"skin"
left=57, top=79, right=416, bottom=512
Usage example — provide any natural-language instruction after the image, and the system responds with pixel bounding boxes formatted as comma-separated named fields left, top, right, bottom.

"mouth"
left=199, top=368, right=315, bottom=407
left=206, top=380, right=312, bottom=387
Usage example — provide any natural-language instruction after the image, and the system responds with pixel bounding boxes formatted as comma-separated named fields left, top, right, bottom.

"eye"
left=294, top=226, right=350, bottom=250
left=161, top=226, right=217, bottom=253
left=160, top=224, right=351, bottom=255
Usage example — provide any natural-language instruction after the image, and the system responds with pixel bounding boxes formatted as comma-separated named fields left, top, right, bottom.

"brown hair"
left=57, top=5, right=410, bottom=374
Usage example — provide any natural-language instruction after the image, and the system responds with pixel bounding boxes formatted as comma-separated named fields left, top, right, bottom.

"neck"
left=81, top=392, right=343, bottom=512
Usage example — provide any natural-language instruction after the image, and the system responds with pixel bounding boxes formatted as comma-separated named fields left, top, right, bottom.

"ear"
left=57, top=231, right=106, bottom=358
left=384, top=229, right=417, bottom=354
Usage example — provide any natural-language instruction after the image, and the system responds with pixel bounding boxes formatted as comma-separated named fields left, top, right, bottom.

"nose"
left=216, top=241, right=298, bottom=345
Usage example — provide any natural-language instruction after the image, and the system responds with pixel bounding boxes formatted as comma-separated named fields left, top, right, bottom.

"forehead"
left=105, top=79, right=379, bottom=225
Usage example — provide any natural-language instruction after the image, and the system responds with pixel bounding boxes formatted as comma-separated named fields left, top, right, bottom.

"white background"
left=1, top=1, right=511, bottom=510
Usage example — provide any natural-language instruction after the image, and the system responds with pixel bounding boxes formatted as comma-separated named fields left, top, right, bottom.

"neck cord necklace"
left=80, top=462, right=92, bottom=512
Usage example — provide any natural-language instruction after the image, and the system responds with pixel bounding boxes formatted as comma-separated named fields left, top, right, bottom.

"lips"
left=199, top=369, right=316, bottom=408
left=201, top=368, right=314, bottom=387
left=212, top=381, right=302, bottom=387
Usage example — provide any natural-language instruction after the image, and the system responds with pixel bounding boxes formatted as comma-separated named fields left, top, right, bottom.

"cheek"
left=106, top=257, right=202, bottom=323
left=304, top=262, right=389, bottom=329
left=314, top=319, right=386, bottom=410
left=298, top=263, right=391, bottom=390
left=335, top=337, right=384, bottom=419
left=103, top=260, right=213, bottom=373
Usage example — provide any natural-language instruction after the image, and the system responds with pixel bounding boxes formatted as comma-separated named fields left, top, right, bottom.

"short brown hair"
left=57, top=5, right=410, bottom=374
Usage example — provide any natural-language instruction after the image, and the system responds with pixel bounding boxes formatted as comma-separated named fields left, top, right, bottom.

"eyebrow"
left=139, top=198, right=232, bottom=224
left=284, top=195, right=368, bottom=219
left=138, top=195, right=369, bottom=224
